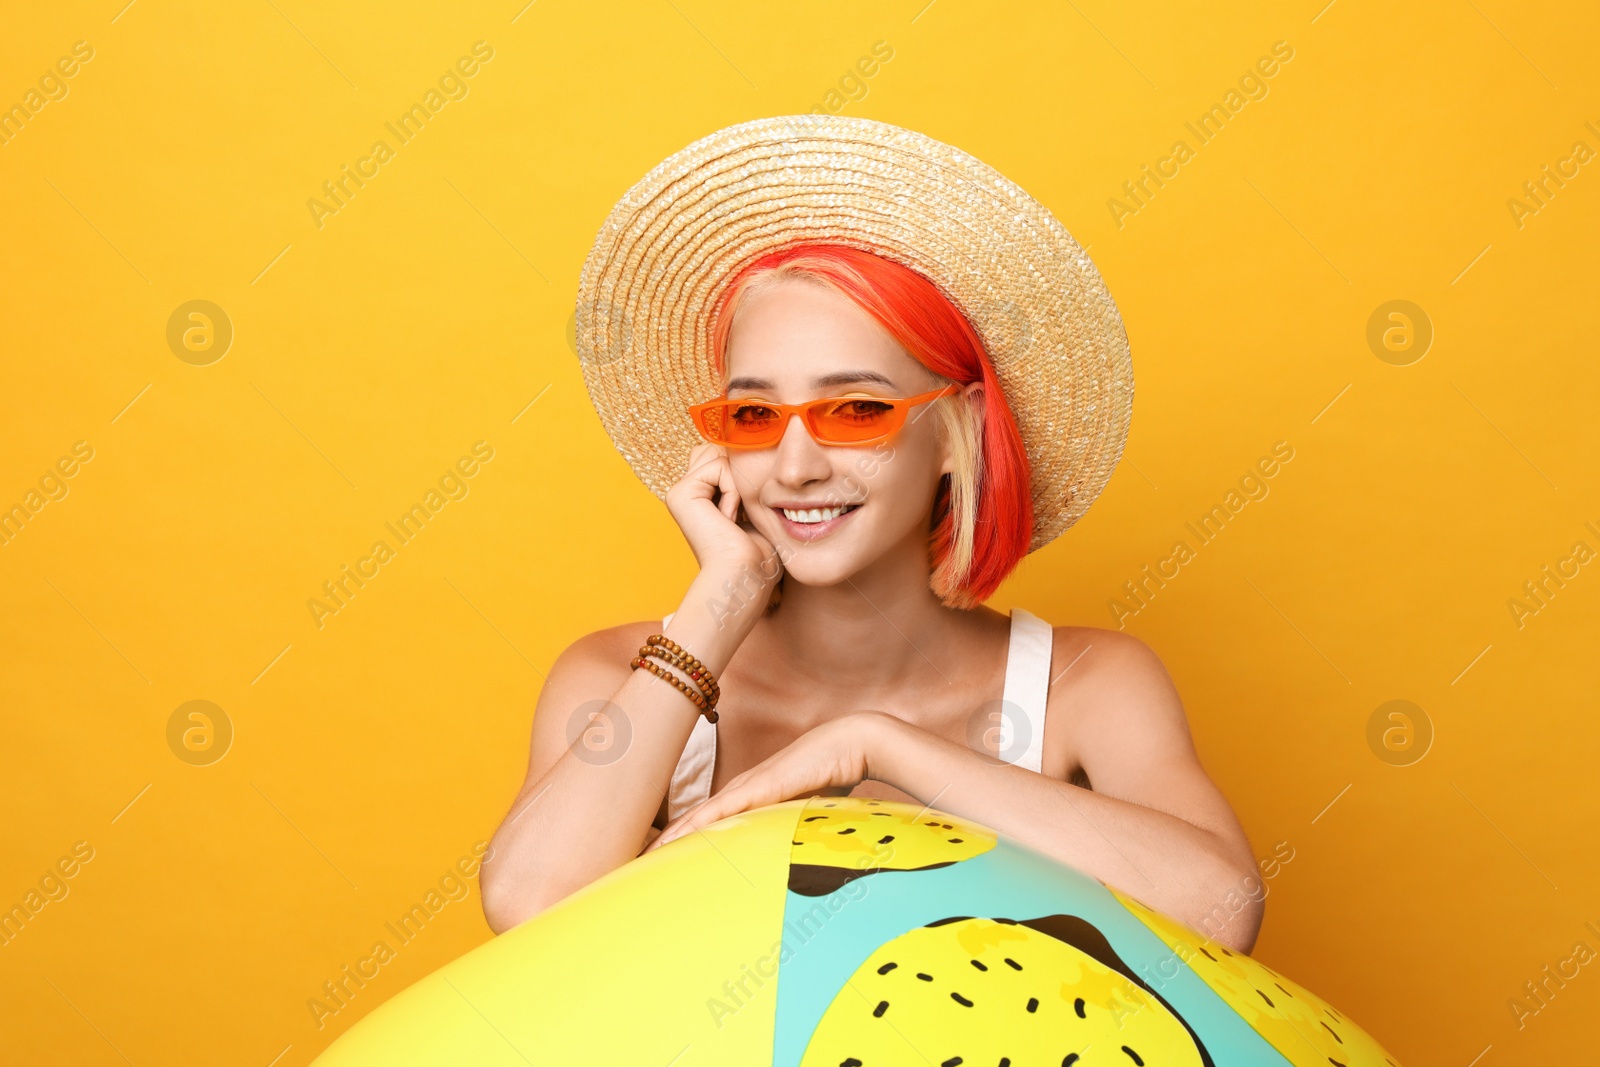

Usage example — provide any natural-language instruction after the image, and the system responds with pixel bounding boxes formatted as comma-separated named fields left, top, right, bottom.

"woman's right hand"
left=665, top=442, right=784, bottom=595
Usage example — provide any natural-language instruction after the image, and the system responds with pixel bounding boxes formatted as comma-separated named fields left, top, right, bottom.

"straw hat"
left=573, top=114, right=1133, bottom=553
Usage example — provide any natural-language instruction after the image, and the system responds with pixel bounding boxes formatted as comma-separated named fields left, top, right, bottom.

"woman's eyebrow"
left=726, top=370, right=900, bottom=392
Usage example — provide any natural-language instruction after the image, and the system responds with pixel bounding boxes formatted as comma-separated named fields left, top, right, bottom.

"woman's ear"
left=937, top=381, right=984, bottom=477
left=961, top=379, right=985, bottom=412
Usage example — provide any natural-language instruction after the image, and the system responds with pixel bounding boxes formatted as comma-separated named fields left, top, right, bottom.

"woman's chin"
left=776, top=557, right=864, bottom=591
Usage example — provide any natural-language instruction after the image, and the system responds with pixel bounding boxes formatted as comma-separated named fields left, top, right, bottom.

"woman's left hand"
left=642, top=712, right=890, bottom=853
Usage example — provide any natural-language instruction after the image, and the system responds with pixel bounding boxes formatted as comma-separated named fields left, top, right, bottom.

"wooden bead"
left=641, top=635, right=721, bottom=702
left=631, top=655, right=719, bottom=724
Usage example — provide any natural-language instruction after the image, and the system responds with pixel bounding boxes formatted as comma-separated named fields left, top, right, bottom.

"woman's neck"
left=750, top=559, right=1006, bottom=700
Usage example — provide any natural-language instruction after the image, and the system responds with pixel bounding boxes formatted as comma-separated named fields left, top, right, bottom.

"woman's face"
left=721, top=277, right=960, bottom=588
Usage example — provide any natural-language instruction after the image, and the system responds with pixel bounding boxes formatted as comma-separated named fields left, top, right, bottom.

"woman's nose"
left=771, top=414, right=833, bottom=485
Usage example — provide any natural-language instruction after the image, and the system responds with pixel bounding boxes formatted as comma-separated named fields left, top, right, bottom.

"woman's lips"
left=772, top=504, right=861, bottom=542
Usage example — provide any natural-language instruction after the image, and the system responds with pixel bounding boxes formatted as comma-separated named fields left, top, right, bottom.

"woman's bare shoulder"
left=1046, top=624, right=1169, bottom=685
left=1042, top=625, right=1190, bottom=770
left=549, top=620, right=661, bottom=682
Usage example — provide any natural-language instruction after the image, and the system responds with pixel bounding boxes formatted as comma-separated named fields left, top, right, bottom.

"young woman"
left=482, top=247, right=1262, bottom=948
left=481, top=118, right=1262, bottom=954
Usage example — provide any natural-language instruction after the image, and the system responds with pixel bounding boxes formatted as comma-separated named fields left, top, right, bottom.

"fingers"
left=717, top=459, right=740, bottom=522
left=683, top=442, right=724, bottom=488
left=684, top=442, right=741, bottom=522
left=645, top=812, right=697, bottom=852
left=651, top=770, right=810, bottom=850
left=663, top=790, right=735, bottom=841
left=649, top=785, right=751, bottom=850
left=646, top=779, right=847, bottom=854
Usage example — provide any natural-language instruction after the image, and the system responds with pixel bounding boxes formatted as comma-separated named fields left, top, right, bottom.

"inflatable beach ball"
left=314, top=797, right=1402, bottom=1066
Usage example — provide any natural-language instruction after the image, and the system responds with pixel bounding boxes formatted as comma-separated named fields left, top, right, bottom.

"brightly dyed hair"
left=708, top=243, right=1034, bottom=609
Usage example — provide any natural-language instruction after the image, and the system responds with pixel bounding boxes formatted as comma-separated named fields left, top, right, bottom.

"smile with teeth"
left=779, top=504, right=861, bottom=524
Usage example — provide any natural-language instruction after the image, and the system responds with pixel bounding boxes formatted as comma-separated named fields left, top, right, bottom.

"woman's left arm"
left=870, top=633, right=1264, bottom=953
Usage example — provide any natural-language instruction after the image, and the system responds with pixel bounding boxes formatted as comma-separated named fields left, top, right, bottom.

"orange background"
left=2, top=1, right=1597, bottom=1063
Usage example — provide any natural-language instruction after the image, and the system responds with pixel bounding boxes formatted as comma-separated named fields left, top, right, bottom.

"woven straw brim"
left=574, top=114, right=1133, bottom=554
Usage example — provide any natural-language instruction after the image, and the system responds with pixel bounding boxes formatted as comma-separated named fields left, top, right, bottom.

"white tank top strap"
left=661, top=611, right=718, bottom=823
left=659, top=606, right=1056, bottom=822
left=1000, top=606, right=1055, bottom=774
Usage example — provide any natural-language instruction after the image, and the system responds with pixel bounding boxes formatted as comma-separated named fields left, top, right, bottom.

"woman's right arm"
left=479, top=573, right=756, bottom=933
left=480, top=442, right=783, bottom=934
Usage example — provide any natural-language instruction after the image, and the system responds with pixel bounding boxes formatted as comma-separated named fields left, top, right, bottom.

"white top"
left=659, top=607, right=1056, bottom=822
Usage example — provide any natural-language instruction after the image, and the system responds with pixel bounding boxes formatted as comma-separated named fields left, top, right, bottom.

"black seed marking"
left=1074, top=997, right=1086, bottom=1018
left=925, top=820, right=940, bottom=826
left=1003, top=957, right=1022, bottom=970
left=1275, top=982, right=1293, bottom=997
left=870, top=811, right=891, bottom=816
left=792, top=840, right=803, bottom=845
left=1198, top=946, right=1218, bottom=962
left=1017, top=914, right=1214, bottom=1066
left=941, top=1059, right=963, bottom=1067
left=917, top=973, right=934, bottom=982
left=942, top=822, right=954, bottom=828
left=1026, top=997, right=1039, bottom=1013
left=873, top=1000, right=889, bottom=1017
left=803, top=815, right=827, bottom=822
left=1320, top=1021, right=1343, bottom=1043
left=824, top=802, right=837, bottom=807
left=842, top=1060, right=862, bottom=1067
left=837, top=827, right=857, bottom=835
left=1122, top=1047, right=1145, bottom=1066
left=1328, top=1059, right=1348, bottom=1067
left=951, top=992, right=973, bottom=1007
left=786, top=861, right=955, bottom=896
left=970, top=959, right=988, bottom=971
left=1000, top=1060, right=1011, bottom=1067
left=878, top=834, right=895, bottom=844
left=1219, top=946, right=1234, bottom=956
left=1256, top=989, right=1275, bottom=1007
left=948, top=837, right=965, bottom=843
left=1063, top=1056, right=1079, bottom=1066
left=1326, top=1006, right=1344, bottom=1022
left=877, top=961, right=898, bottom=975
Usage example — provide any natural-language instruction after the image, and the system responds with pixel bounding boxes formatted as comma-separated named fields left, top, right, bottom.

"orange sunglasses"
left=689, top=384, right=960, bottom=449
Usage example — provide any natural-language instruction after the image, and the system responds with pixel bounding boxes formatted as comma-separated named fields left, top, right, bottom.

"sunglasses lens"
left=810, top=397, right=899, bottom=443
left=718, top=401, right=785, bottom=445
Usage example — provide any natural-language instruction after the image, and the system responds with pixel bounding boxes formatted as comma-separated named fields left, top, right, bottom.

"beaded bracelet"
left=637, top=642, right=721, bottom=703
left=631, top=655, right=719, bottom=723
left=640, top=632, right=721, bottom=709
left=638, top=651, right=720, bottom=713
left=646, top=633, right=722, bottom=702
